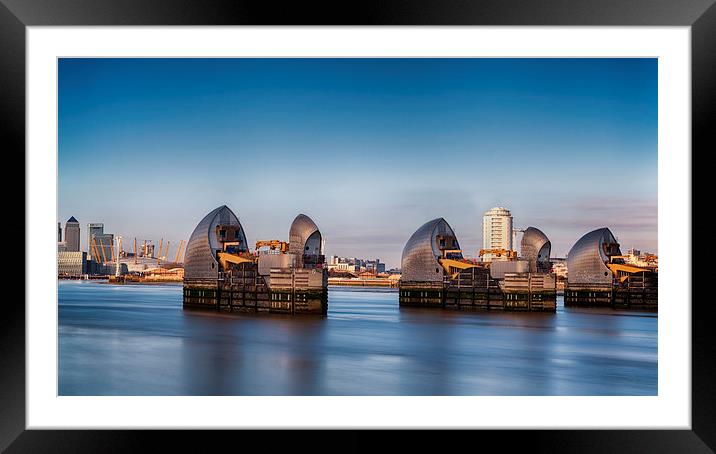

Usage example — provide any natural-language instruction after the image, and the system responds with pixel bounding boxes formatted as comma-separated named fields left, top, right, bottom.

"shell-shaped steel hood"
left=567, top=227, right=620, bottom=285
left=184, top=205, right=248, bottom=280
left=401, top=218, right=462, bottom=282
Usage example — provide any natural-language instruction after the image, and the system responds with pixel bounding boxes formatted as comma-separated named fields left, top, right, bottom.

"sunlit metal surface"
left=521, top=227, right=552, bottom=273
left=401, top=218, right=462, bottom=282
left=288, top=214, right=323, bottom=268
left=184, top=205, right=248, bottom=280
left=567, top=227, right=621, bottom=285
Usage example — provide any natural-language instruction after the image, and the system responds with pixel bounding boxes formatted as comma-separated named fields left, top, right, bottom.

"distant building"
left=58, top=222, right=66, bottom=252
left=86, top=223, right=114, bottom=263
left=551, top=261, right=568, bottom=279
left=364, top=259, right=384, bottom=273
left=58, top=251, right=87, bottom=276
left=93, top=233, right=115, bottom=263
left=64, top=216, right=80, bottom=252
left=628, top=248, right=641, bottom=257
left=482, top=207, right=513, bottom=262
left=327, top=262, right=359, bottom=273
left=327, top=256, right=385, bottom=273
left=87, top=260, right=128, bottom=276
left=624, top=248, right=658, bottom=269
left=87, top=223, right=104, bottom=259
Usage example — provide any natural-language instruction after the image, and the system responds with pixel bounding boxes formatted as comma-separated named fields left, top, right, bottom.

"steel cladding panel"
left=257, top=253, right=296, bottom=276
left=184, top=205, right=248, bottom=280
left=288, top=214, right=322, bottom=267
left=401, top=218, right=462, bottom=282
left=490, top=259, right=529, bottom=279
left=521, top=227, right=552, bottom=273
left=567, top=227, right=620, bottom=285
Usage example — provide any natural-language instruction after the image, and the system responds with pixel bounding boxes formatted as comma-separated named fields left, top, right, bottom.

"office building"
left=64, top=216, right=80, bottom=252
left=58, top=251, right=87, bottom=276
left=87, top=223, right=104, bottom=259
left=481, top=207, right=513, bottom=262
left=93, top=233, right=115, bottom=263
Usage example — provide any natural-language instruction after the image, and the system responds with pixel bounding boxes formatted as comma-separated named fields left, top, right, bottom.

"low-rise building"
left=58, top=251, right=87, bottom=276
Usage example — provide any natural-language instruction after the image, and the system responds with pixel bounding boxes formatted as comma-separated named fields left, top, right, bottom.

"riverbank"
left=328, top=277, right=398, bottom=288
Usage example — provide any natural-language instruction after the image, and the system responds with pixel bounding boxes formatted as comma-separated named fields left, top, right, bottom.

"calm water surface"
left=59, top=280, right=657, bottom=395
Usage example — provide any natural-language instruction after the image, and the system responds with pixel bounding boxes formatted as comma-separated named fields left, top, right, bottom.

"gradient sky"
left=58, top=58, right=657, bottom=268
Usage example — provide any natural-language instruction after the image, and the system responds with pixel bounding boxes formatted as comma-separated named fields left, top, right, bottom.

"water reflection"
left=59, top=281, right=656, bottom=396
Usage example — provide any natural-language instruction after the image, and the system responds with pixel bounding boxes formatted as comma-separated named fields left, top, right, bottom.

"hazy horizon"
left=58, top=58, right=657, bottom=268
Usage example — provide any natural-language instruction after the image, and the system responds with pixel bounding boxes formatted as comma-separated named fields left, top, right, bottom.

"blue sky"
left=58, top=58, right=657, bottom=268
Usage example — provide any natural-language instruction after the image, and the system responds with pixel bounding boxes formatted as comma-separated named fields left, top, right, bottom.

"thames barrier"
left=182, top=206, right=328, bottom=315
left=398, top=218, right=557, bottom=312
left=565, top=228, right=657, bottom=310
left=180, top=209, right=657, bottom=316
left=397, top=219, right=657, bottom=312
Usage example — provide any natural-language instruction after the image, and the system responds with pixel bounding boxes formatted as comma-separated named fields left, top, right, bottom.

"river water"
left=58, top=280, right=657, bottom=396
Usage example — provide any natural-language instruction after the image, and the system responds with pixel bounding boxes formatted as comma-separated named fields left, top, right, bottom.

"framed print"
left=4, top=0, right=713, bottom=451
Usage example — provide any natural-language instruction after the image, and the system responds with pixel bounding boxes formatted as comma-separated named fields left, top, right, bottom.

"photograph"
left=57, top=57, right=658, bottom=397
left=4, top=2, right=711, bottom=448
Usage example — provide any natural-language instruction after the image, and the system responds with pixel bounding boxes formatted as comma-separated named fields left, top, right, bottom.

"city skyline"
left=59, top=58, right=657, bottom=268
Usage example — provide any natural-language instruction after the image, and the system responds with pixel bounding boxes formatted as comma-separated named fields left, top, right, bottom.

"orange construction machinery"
left=478, top=248, right=518, bottom=260
left=255, top=240, right=289, bottom=254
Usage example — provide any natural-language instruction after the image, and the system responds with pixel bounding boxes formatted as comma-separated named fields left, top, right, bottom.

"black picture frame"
left=2, top=0, right=712, bottom=451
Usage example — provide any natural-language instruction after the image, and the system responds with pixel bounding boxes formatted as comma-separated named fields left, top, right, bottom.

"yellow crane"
left=255, top=240, right=289, bottom=253
left=478, top=249, right=517, bottom=260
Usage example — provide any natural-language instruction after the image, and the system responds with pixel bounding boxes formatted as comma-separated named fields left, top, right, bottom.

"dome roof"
left=567, top=227, right=620, bottom=285
left=401, top=218, right=462, bottom=283
left=288, top=214, right=323, bottom=267
left=521, top=227, right=551, bottom=273
left=184, top=205, right=248, bottom=281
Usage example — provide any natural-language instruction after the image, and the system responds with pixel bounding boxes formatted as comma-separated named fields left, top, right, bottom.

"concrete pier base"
left=564, top=287, right=613, bottom=307
left=399, top=271, right=557, bottom=313
left=184, top=277, right=328, bottom=316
